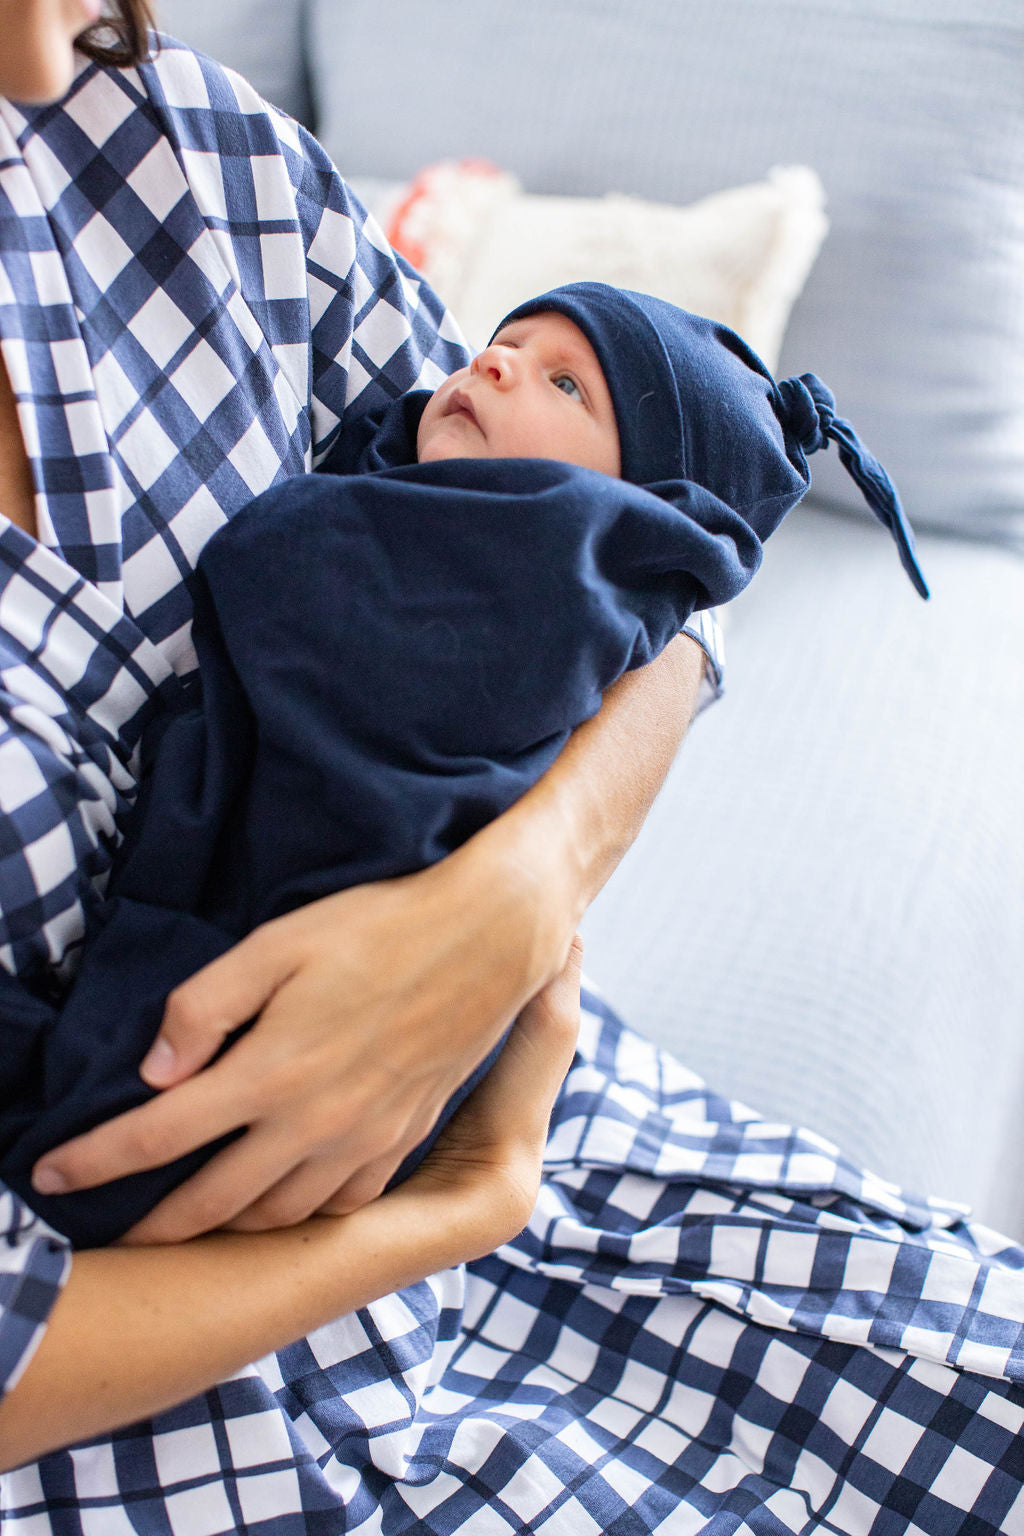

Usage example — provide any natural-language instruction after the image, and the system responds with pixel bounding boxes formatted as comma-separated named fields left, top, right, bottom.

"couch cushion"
left=308, top=0, right=1024, bottom=545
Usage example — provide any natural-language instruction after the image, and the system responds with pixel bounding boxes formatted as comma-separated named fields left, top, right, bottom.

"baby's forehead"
left=493, top=309, right=596, bottom=355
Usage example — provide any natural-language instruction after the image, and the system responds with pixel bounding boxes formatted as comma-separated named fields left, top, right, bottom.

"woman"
left=2, top=5, right=1023, bottom=1530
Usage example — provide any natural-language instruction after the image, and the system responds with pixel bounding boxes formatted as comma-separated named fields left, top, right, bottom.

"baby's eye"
left=552, top=374, right=583, bottom=401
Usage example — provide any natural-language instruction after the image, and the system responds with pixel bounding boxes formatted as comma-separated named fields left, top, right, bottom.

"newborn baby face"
left=417, top=311, right=621, bottom=478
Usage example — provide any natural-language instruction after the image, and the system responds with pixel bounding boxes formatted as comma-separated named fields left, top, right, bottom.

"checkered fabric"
left=4, top=992, right=1024, bottom=1532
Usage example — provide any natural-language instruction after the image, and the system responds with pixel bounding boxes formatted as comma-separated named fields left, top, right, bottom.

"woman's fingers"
left=317, top=1108, right=440, bottom=1216
left=118, top=1122, right=328, bottom=1243
left=31, top=1062, right=257, bottom=1197
left=140, top=923, right=298, bottom=1088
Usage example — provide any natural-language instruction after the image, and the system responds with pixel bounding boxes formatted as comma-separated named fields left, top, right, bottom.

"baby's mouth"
left=445, top=388, right=481, bottom=431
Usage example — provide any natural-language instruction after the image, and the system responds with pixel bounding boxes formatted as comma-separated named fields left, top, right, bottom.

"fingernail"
left=141, top=1037, right=177, bottom=1084
left=33, top=1166, right=68, bottom=1195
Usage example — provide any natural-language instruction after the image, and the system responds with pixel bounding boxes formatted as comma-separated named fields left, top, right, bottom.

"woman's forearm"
left=0, top=1179, right=497, bottom=1472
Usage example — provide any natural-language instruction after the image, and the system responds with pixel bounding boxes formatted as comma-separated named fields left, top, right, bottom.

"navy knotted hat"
left=494, top=283, right=928, bottom=598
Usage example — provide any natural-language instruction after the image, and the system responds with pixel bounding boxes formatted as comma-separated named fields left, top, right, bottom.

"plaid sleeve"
left=0, top=1186, right=71, bottom=1402
left=0, top=531, right=157, bottom=978
left=140, top=39, right=470, bottom=468
left=283, top=123, right=471, bottom=459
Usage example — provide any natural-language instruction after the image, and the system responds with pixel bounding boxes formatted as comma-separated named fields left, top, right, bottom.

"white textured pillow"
left=378, top=161, right=827, bottom=369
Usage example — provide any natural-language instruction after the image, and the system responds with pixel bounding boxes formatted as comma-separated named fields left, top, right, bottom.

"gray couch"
left=158, top=0, right=1024, bottom=1235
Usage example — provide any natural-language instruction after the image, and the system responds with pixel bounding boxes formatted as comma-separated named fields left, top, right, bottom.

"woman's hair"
left=76, top=1, right=156, bottom=68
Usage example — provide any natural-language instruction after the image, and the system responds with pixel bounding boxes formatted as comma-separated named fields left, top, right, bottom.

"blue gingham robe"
left=1, top=37, right=1023, bottom=1534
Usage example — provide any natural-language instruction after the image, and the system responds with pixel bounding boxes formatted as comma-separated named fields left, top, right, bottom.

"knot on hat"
left=777, top=373, right=836, bottom=457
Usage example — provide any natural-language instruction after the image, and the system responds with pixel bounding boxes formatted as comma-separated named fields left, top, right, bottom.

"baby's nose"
left=470, top=344, right=517, bottom=388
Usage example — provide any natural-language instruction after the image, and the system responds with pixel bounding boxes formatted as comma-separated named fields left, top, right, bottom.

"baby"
left=0, top=284, right=926, bottom=1246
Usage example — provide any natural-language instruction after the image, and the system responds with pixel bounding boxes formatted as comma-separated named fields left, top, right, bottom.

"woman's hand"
left=33, top=828, right=578, bottom=1244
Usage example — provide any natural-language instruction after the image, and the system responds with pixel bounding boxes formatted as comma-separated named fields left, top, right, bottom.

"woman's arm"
left=31, top=635, right=705, bottom=1239
left=0, top=943, right=581, bottom=1471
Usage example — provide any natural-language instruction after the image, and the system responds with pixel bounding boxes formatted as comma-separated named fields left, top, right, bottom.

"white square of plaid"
left=549, top=1428, right=612, bottom=1504
left=762, top=1228, right=822, bottom=1290
left=920, top=1247, right=985, bottom=1308
left=126, top=139, right=186, bottom=225
left=91, top=350, right=139, bottom=434
left=181, top=150, right=229, bottom=225
left=164, top=1482, right=236, bottom=1536
left=615, top=1355, right=674, bottom=1416
left=260, top=229, right=306, bottom=298
left=710, top=1221, right=762, bottom=1283
left=155, top=1424, right=224, bottom=1486
left=757, top=1337, right=813, bottom=1407
left=0, top=577, right=55, bottom=656
left=860, top=1405, right=927, bottom=1475
left=63, top=72, right=135, bottom=147
left=784, top=1151, right=842, bottom=1186
left=633, top=1410, right=698, bottom=1474
left=599, top=1448, right=652, bottom=1509
left=730, top=1149, right=787, bottom=1184
left=28, top=249, right=68, bottom=308
left=131, top=287, right=197, bottom=373
left=164, top=485, right=228, bottom=569
left=819, top=1375, right=879, bottom=1445
left=117, top=411, right=178, bottom=493
left=0, top=160, right=43, bottom=219
left=974, top=1383, right=1024, bottom=1437
left=23, top=819, right=75, bottom=897
left=0, top=736, right=49, bottom=815
left=167, top=351, right=235, bottom=432
left=237, top=1468, right=304, bottom=1524
left=353, top=301, right=413, bottom=372
left=229, top=416, right=285, bottom=496
left=482, top=1285, right=543, bottom=1352
left=157, top=49, right=213, bottom=111
left=123, top=528, right=187, bottom=611
left=224, top=1409, right=297, bottom=1470
left=930, top=1442, right=1002, bottom=1511
left=306, top=206, right=358, bottom=290
left=74, top=213, right=134, bottom=289
left=978, top=1264, right=1024, bottom=1325
left=842, top=1234, right=898, bottom=1297
left=68, top=1440, right=122, bottom=1498
left=828, top=1479, right=886, bottom=1534
left=250, top=156, right=298, bottom=224
left=270, top=341, right=313, bottom=409
left=3, top=664, right=68, bottom=724
left=64, top=400, right=106, bottom=459
left=339, top=1371, right=413, bottom=1433
left=48, top=335, right=91, bottom=397
left=481, top=1456, right=567, bottom=1528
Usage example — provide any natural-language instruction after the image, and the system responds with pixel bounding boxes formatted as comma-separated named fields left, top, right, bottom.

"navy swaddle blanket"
left=0, top=285, right=927, bottom=1247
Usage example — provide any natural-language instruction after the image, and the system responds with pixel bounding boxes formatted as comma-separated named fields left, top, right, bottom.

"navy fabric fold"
left=0, top=456, right=760, bottom=1247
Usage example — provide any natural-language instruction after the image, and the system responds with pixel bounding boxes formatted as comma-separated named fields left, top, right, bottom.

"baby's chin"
left=417, top=425, right=490, bottom=464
